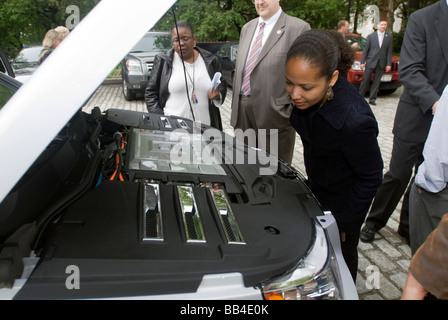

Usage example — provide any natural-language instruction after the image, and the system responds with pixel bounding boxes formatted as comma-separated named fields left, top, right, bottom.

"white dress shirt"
left=415, top=85, right=448, bottom=192
left=378, top=31, right=385, bottom=47
left=248, top=8, right=282, bottom=49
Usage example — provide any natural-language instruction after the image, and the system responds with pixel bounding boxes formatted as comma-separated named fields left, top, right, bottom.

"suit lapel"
left=253, top=12, right=286, bottom=69
left=371, top=32, right=379, bottom=49
left=435, top=0, right=448, bottom=65
left=238, top=19, right=258, bottom=72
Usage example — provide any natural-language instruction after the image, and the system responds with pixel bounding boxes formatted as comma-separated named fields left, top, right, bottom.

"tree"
left=0, top=0, right=99, bottom=57
left=155, top=0, right=256, bottom=41
left=156, top=0, right=351, bottom=41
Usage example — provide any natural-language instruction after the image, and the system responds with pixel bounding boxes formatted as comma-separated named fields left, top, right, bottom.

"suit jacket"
left=230, top=11, right=310, bottom=129
left=361, top=31, right=392, bottom=70
left=393, top=0, right=448, bottom=143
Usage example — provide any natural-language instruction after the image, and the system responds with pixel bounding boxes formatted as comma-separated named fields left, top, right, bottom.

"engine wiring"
left=102, top=130, right=128, bottom=181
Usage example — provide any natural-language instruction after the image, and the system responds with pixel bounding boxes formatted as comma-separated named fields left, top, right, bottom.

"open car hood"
left=0, top=0, right=177, bottom=203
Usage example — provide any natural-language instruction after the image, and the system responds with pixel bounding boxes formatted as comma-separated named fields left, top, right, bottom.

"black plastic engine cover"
left=14, top=111, right=323, bottom=299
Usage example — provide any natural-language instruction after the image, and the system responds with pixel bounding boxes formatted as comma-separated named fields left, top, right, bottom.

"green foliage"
left=0, top=0, right=99, bottom=57
left=0, top=0, right=439, bottom=58
left=282, top=0, right=347, bottom=30
left=156, top=0, right=256, bottom=41
left=156, top=0, right=352, bottom=41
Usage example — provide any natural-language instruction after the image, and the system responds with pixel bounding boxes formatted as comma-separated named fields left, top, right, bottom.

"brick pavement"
left=83, top=82, right=409, bottom=300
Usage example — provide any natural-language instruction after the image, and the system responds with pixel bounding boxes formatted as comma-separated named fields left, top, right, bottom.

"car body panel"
left=196, top=41, right=228, bottom=55
left=216, top=42, right=238, bottom=86
left=11, top=45, right=43, bottom=83
left=0, top=46, right=15, bottom=78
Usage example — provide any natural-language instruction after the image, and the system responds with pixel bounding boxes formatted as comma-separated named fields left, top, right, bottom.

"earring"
left=326, top=86, right=334, bottom=101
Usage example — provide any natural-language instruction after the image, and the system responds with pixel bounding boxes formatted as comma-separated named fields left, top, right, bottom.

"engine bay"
left=1, top=109, right=325, bottom=299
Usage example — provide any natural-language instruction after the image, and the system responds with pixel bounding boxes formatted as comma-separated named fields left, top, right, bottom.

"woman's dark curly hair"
left=286, top=29, right=355, bottom=79
left=328, top=29, right=355, bottom=77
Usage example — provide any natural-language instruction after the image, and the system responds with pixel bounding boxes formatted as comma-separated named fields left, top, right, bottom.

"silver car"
left=121, top=31, right=171, bottom=101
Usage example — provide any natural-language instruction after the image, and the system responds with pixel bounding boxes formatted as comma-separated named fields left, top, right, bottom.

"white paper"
left=211, top=72, right=221, bottom=90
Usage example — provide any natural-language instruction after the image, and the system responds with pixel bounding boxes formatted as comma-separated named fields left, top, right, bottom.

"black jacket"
left=290, top=77, right=383, bottom=233
left=145, top=47, right=227, bottom=130
left=393, top=0, right=448, bottom=144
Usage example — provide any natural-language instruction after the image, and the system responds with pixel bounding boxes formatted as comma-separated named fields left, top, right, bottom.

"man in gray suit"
left=358, top=20, right=393, bottom=105
left=361, top=0, right=448, bottom=243
left=230, top=0, right=310, bottom=165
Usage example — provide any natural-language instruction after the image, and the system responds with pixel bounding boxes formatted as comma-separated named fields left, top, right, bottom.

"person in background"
left=230, top=0, right=310, bottom=165
left=38, top=29, right=64, bottom=64
left=145, top=21, right=226, bottom=130
left=55, top=26, right=70, bottom=39
left=285, top=29, right=383, bottom=281
left=337, top=19, right=357, bottom=49
left=401, top=213, right=448, bottom=300
left=358, top=20, right=392, bottom=106
left=360, top=0, right=448, bottom=244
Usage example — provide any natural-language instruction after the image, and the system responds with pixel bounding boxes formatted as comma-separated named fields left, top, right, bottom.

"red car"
left=345, top=33, right=401, bottom=94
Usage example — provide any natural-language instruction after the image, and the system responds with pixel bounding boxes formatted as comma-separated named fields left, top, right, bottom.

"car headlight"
left=126, top=59, right=142, bottom=72
left=351, top=61, right=362, bottom=71
left=261, top=220, right=342, bottom=300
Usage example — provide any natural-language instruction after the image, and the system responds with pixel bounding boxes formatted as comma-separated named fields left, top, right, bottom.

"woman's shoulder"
left=335, top=78, right=378, bottom=127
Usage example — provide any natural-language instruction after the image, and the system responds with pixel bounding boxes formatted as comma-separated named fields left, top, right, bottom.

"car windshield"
left=346, top=36, right=367, bottom=51
left=131, top=34, right=171, bottom=52
left=231, top=45, right=238, bottom=60
left=13, top=47, right=42, bottom=64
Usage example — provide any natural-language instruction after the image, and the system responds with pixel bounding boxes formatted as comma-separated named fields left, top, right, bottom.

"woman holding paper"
left=145, top=21, right=227, bottom=129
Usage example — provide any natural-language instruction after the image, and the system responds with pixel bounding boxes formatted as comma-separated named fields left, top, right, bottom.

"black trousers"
left=364, top=135, right=424, bottom=236
left=341, top=231, right=360, bottom=282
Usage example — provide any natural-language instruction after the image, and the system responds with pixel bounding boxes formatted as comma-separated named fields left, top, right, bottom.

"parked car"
left=11, top=45, right=43, bottom=83
left=121, top=31, right=172, bottom=101
left=216, top=42, right=238, bottom=86
left=0, top=1, right=357, bottom=301
left=0, top=46, right=15, bottom=78
left=196, top=41, right=228, bottom=55
left=345, top=33, right=401, bottom=94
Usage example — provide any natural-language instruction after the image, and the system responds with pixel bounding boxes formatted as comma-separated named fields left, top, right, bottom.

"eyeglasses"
left=172, top=36, right=192, bottom=44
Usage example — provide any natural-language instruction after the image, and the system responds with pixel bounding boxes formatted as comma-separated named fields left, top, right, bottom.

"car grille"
left=146, top=61, right=153, bottom=72
left=391, top=62, right=399, bottom=72
left=143, top=183, right=163, bottom=241
left=142, top=182, right=245, bottom=245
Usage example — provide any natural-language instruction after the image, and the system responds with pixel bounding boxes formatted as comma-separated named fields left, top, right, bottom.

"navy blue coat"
left=290, top=77, right=383, bottom=233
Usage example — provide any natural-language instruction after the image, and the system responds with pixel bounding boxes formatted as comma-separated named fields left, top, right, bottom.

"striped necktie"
left=241, top=22, right=265, bottom=96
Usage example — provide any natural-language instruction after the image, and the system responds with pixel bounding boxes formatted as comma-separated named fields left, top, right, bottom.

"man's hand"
left=401, top=272, right=428, bottom=300
left=432, top=100, right=439, bottom=115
